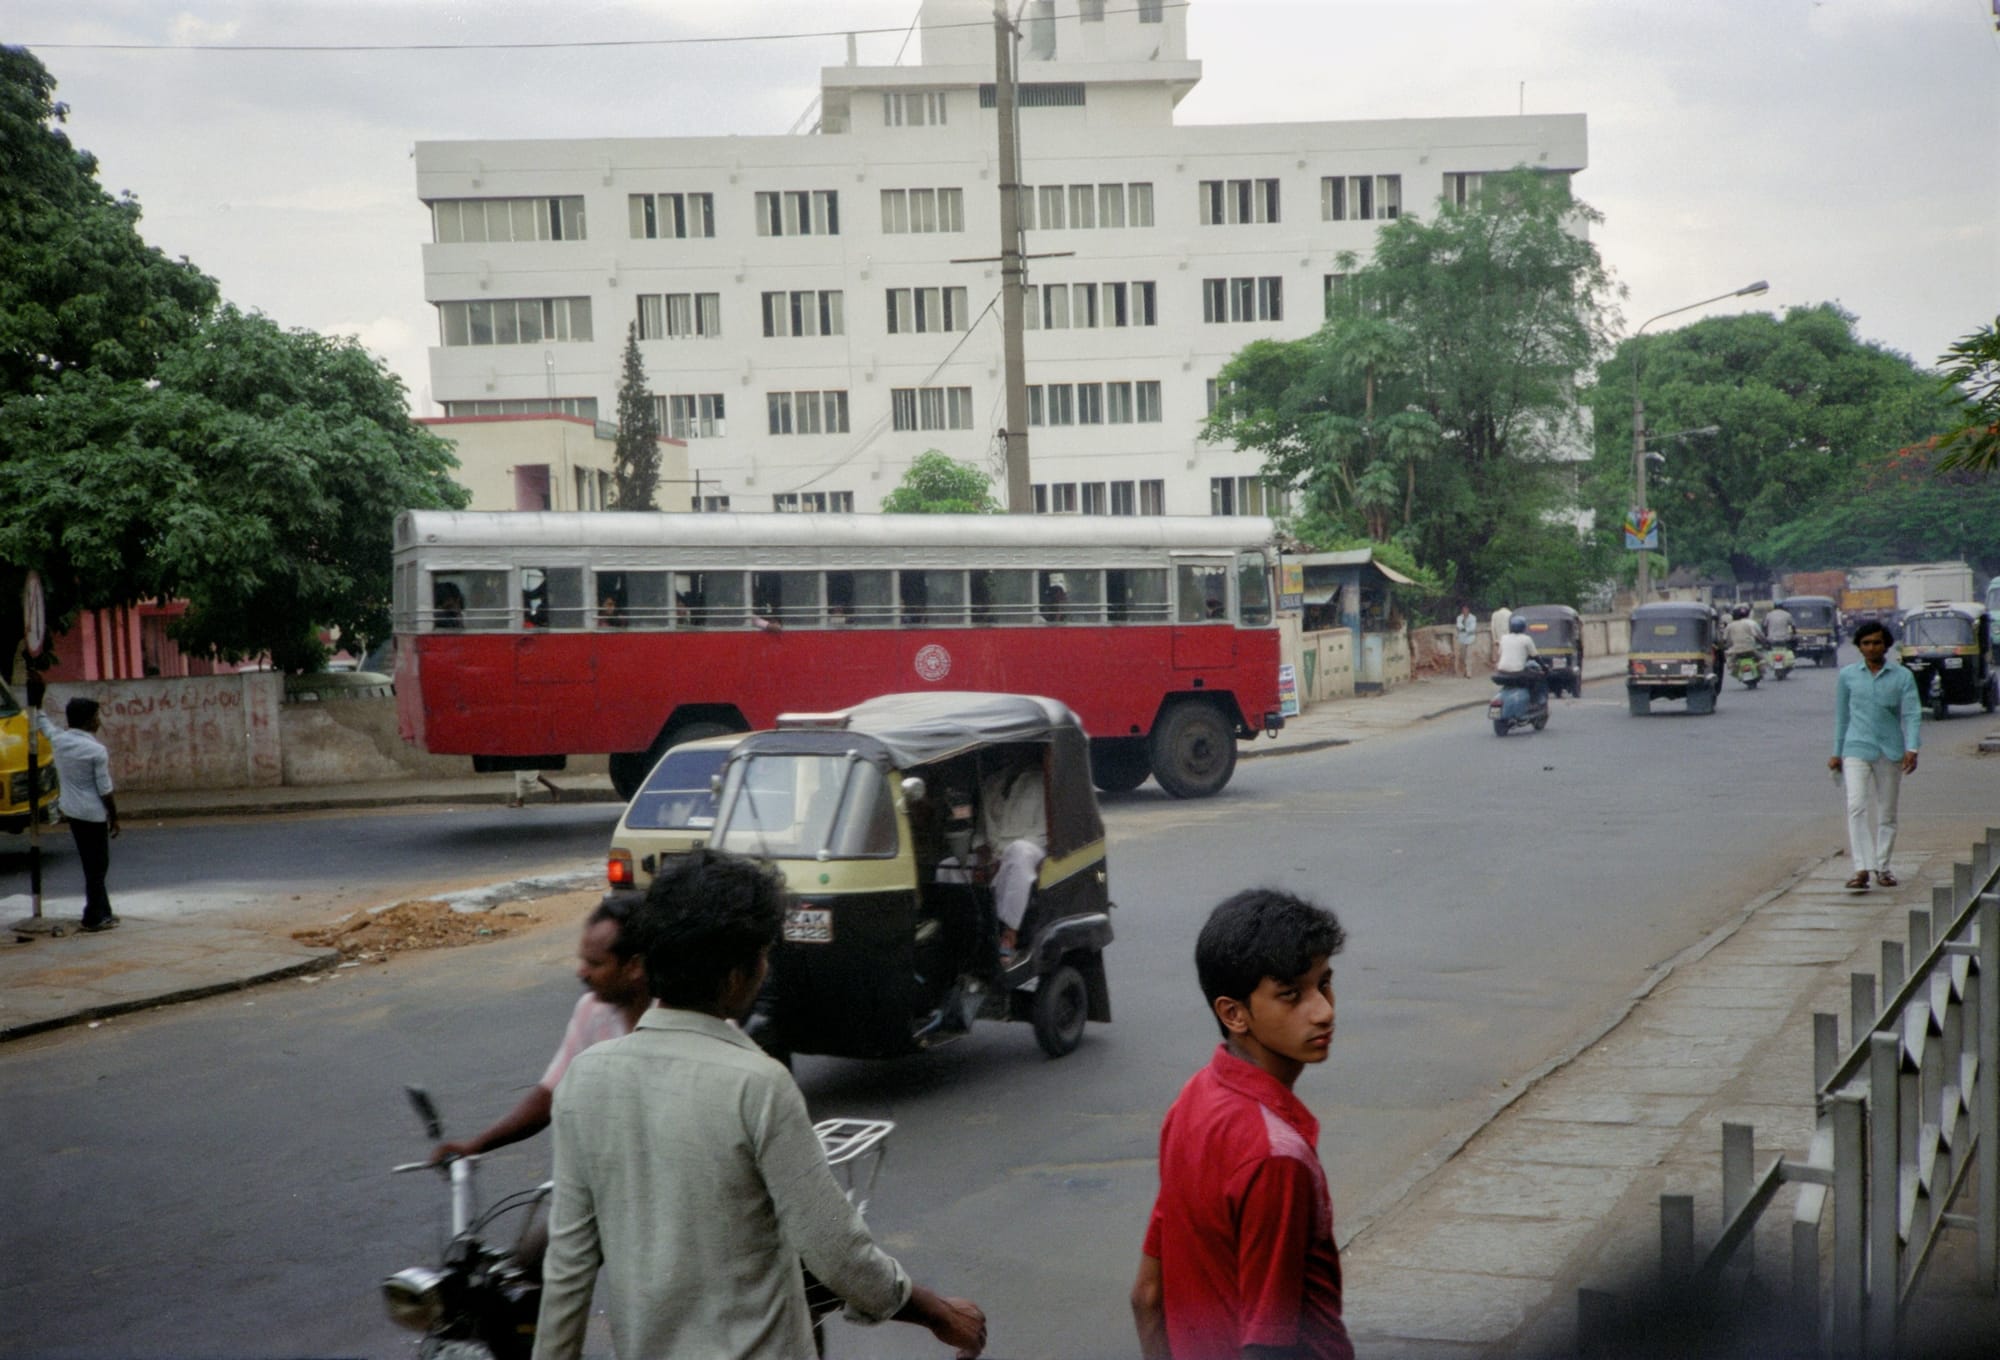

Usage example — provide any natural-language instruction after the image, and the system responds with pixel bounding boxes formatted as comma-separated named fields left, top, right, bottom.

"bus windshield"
left=712, top=754, right=899, bottom=859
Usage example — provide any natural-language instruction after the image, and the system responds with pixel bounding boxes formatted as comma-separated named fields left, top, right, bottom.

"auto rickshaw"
left=1513, top=605, right=1585, bottom=698
left=1627, top=602, right=1724, bottom=716
left=1778, top=595, right=1840, bottom=667
left=708, top=691, right=1113, bottom=1062
left=1, top=680, right=60, bottom=837
left=1896, top=603, right=1997, bottom=720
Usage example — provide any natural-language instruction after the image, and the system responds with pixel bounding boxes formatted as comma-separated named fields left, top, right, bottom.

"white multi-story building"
left=415, top=0, right=1585, bottom=516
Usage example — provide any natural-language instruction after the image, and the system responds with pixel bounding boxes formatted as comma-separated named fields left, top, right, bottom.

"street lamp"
left=1631, top=280, right=1769, bottom=598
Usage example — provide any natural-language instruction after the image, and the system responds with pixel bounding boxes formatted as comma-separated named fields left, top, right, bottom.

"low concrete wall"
left=38, top=674, right=283, bottom=793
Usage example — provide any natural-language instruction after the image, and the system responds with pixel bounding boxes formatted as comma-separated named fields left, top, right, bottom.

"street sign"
left=23, top=570, right=45, bottom=657
left=1623, top=510, right=1660, bottom=551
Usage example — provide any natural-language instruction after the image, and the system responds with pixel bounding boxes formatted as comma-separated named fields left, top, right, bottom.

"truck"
left=1840, top=562, right=1975, bottom=629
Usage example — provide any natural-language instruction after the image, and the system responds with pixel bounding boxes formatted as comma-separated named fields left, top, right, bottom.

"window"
left=1324, top=273, right=1351, bottom=316
left=1048, top=483, right=1079, bottom=513
left=1211, top=476, right=1288, bottom=516
left=1177, top=562, right=1230, bottom=622
left=692, top=494, right=731, bottom=513
left=1199, top=178, right=1280, bottom=225
left=761, top=290, right=844, bottom=338
left=1136, top=381, right=1162, bottom=423
left=977, top=82, right=1087, bottom=109
left=890, top=386, right=974, bottom=431
left=433, top=197, right=585, bottom=243
left=880, top=187, right=965, bottom=234
left=767, top=390, right=850, bottom=435
left=427, top=569, right=511, bottom=630
left=1110, top=481, right=1136, bottom=516
left=900, top=569, right=968, bottom=625
left=770, top=492, right=854, bottom=514
left=638, top=292, right=722, bottom=339
left=628, top=192, right=714, bottom=239
left=444, top=397, right=599, bottom=420
left=1140, top=479, right=1165, bottom=515
left=1068, top=184, right=1096, bottom=230
left=885, top=286, right=970, bottom=334
left=1322, top=174, right=1401, bottom=221
left=1080, top=0, right=1105, bottom=19
left=1203, top=276, right=1283, bottom=323
left=1139, top=0, right=1164, bottom=20
left=1028, top=384, right=1075, bottom=426
left=1076, top=382, right=1104, bottom=424
left=1037, top=185, right=1066, bottom=231
left=1073, top=282, right=1098, bottom=328
left=594, top=570, right=676, bottom=629
left=1106, top=382, right=1134, bottom=424
left=970, top=569, right=1036, bottom=626
left=1443, top=172, right=1483, bottom=209
left=439, top=297, right=591, bottom=346
left=521, top=566, right=586, bottom=630
left=656, top=393, right=726, bottom=439
left=1128, top=182, right=1154, bottom=227
left=755, top=190, right=839, bottom=236
left=825, top=570, right=895, bottom=626
left=883, top=91, right=949, bottom=126
left=1081, top=482, right=1109, bottom=514
left=1098, top=183, right=1125, bottom=230
left=1025, top=0, right=1056, bottom=60
left=1205, top=377, right=1241, bottom=415
left=1021, top=182, right=1149, bottom=231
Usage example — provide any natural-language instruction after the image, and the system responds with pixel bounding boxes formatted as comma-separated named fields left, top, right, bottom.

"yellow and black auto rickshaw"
left=1897, top=603, right=1997, bottom=720
left=1627, top=602, right=1724, bottom=716
left=1778, top=595, right=1840, bottom=668
left=1, top=681, right=60, bottom=837
left=710, top=691, right=1113, bottom=1063
left=1514, top=605, right=1585, bottom=698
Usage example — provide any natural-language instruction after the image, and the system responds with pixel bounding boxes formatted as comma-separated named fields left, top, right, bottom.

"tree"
left=1204, top=168, right=1618, bottom=609
left=1935, top=317, right=2000, bottom=475
left=879, top=451, right=1000, bottom=513
left=610, top=323, right=661, bottom=510
left=1582, top=304, right=1960, bottom=583
left=0, top=307, right=469, bottom=673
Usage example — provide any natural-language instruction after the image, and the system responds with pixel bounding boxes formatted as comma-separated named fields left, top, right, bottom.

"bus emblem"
left=914, top=644, right=952, bottom=683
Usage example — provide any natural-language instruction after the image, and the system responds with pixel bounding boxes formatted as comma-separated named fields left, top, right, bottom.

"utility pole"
left=993, top=0, right=1032, bottom=513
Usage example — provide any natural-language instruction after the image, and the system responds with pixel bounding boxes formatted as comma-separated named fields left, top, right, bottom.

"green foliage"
left=0, top=308, right=468, bottom=672
left=1204, top=167, right=1617, bottom=609
left=1583, top=304, right=1963, bottom=582
left=879, top=450, right=1000, bottom=514
left=1935, top=317, right=2000, bottom=475
left=610, top=323, right=660, bottom=510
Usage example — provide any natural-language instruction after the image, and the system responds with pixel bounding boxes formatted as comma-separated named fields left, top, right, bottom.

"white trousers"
left=991, top=839, right=1046, bottom=930
left=1841, top=757, right=1904, bottom=875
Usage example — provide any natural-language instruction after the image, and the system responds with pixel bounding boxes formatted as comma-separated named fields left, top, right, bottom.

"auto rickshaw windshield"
left=1790, top=603, right=1834, bottom=626
left=1633, top=618, right=1703, bottom=649
left=712, top=752, right=900, bottom=860
left=1904, top=615, right=1975, bottom=648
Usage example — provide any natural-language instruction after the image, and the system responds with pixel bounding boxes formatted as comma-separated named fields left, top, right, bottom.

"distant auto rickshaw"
left=1627, top=602, right=1724, bottom=716
left=1778, top=595, right=1840, bottom=668
left=711, top=691, right=1113, bottom=1063
left=1896, top=603, right=1996, bottom=720
left=1513, top=605, right=1585, bottom=698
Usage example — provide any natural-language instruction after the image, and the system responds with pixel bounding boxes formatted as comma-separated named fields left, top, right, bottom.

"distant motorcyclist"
left=1763, top=602, right=1796, bottom=646
left=1723, top=604, right=1767, bottom=675
left=1494, top=615, right=1547, bottom=705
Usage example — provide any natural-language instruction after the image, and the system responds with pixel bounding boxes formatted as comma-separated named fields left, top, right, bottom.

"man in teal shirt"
left=1827, top=621, right=1921, bottom=891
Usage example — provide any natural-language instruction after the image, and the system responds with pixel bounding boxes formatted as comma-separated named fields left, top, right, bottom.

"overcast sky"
left=15, top=0, right=1999, bottom=414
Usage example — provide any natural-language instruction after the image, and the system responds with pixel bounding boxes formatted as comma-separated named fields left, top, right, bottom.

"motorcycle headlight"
left=382, top=1267, right=448, bottom=1332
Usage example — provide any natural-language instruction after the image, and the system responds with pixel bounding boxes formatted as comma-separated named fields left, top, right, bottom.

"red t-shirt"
left=1142, top=1045, right=1353, bottom=1360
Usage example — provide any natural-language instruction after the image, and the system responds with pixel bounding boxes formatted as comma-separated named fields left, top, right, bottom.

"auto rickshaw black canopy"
left=1630, top=602, right=1717, bottom=651
left=1513, top=605, right=1581, bottom=648
left=1777, top=595, right=1837, bottom=621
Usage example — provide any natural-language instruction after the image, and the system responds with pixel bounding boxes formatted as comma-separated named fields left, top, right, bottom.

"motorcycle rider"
left=1763, top=601, right=1796, bottom=647
left=1494, top=615, right=1547, bottom=708
left=1723, top=604, right=1767, bottom=680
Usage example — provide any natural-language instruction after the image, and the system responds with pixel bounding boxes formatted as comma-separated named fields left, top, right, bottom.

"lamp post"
left=1631, top=280, right=1768, bottom=598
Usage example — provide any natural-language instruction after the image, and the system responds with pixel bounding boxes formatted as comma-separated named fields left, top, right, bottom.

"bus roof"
left=396, top=510, right=1276, bottom=555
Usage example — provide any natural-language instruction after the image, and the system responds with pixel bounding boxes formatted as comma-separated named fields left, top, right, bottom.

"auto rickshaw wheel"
left=1148, top=703, right=1236, bottom=799
left=1933, top=696, right=1950, bottom=722
left=1628, top=689, right=1650, bottom=717
left=1089, top=739, right=1151, bottom=794
left=1032, top=962, right=1090, bottom=1058
left=1530, top=715, right=1547, bottom=731
left=1983, top=678, right=1997, bottom=713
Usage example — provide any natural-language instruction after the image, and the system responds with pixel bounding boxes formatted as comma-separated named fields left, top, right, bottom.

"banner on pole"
left=1623, top=510, right=1660, bottom=551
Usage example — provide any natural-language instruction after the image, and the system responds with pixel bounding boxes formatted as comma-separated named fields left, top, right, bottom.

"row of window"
left=1027, top=381, right=1163, bottom=426
left=1033, top=479, right=1167, bottom=516
left=438, top=297, right=594, bottom=347
left=433, top=170, right=1421, bottom=247
left=444, top=397, right=601, bottom=421
left=1202, top=276, right=1285, bottom=324
left=1024, top=281, right=1158, bottom=329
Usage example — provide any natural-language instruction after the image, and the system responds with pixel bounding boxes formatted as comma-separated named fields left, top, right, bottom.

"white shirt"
left=34, top=710, right=114, bottom=823
left=1454, top=611, right=1480, bottom=644
left=979, top=763, right=1048, bottom=851
left=1490, top=607, right=1513, bottom=642
left=1495, top=633, right=1540, bottom=673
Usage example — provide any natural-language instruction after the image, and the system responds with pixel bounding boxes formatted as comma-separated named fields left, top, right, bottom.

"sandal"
left=507, top=796, right=525, bottom=809
left=1845, top=871, right=1871, bottom=891
left=1875, top=870, right=1898, bottom=888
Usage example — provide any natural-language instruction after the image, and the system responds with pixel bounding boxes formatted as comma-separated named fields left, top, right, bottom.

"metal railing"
left=1581, top=828, right=2000, bottom=1355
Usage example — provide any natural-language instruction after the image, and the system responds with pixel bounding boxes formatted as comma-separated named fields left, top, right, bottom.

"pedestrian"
left=1488, top=602, right=1512, bottom=666
left=533, top=849, right=987, bottom=1360
left=1131, top=887, right=1353, bottom=1360
left=1453, top=601, right=1479, bottom=678
left=1829, top=620, right=1921, bottom=892
left=509, top=767, right=561, bottom=808
left=26, top=677, right=121, bottom=932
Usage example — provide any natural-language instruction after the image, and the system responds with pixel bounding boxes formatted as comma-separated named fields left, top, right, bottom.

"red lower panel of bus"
left=397, top=626, right=1280, bottom=756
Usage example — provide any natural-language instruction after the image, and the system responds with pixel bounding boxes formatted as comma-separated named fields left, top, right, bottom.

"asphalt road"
left=4, top=653, right=1989, bottom=1360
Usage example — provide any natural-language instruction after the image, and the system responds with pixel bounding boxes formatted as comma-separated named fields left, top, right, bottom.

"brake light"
left=607, top=849, right=635, bottom=887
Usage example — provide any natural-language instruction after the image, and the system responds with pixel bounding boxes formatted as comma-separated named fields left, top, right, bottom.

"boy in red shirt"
left=1132, top=888, right=1352, bottom=1360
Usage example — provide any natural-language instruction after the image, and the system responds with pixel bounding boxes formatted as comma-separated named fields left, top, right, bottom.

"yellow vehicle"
left=602, top=732, right=747, bottom=895
left=1, top=681, right=61, bottom=835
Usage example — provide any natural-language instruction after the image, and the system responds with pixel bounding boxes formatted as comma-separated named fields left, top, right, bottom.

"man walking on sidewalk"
left=1453, top=602, right=1479, bottom=678
left=26, top=677, right=121, bottom=932
left=1488, top=603, right=1512, bottom=666
left=1828, top=620, right=1921, bottom=892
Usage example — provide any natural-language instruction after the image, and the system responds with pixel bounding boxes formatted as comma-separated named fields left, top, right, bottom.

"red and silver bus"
left=392, top=511, right=1283, bottom=799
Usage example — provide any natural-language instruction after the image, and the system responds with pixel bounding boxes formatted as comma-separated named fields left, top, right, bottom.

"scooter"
left=1488, top=661, right=1551, bottom=737
left=1731, top=651, right=1765, bottom=689
left=1765, top=642, right=1795, bottom=680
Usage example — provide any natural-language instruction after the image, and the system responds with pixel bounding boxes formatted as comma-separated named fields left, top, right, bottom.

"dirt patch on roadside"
left=291, top=900, right=540, bottom=963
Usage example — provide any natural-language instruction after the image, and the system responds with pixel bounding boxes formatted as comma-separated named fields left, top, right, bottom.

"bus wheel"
left=1032, top=963, right=1089, bottom=1058
left=1148, top=703, right=1237, bottom=799
left=1089, top=739, right=1151, bottom=793
left=609, top=752, right=651, bottom=801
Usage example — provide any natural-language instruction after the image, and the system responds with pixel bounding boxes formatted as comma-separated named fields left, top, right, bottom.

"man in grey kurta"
left=533, top=850, right=985, bottom=1360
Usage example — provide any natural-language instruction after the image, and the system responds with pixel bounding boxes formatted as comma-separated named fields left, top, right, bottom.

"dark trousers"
left=68, top=817, right=113, bottom=925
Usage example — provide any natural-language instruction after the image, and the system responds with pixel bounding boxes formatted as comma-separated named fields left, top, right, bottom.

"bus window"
left=1236, top=553, right=1272, bottom=626
left=677, top=571, right=746, bottom=627
left=752, top=571, right=823, bottom=626
left=607, top=571, right=676, bottom=629
left=1108, top=568, right=1169, bottom=623
left=901, top=570, right=967, bottom=626
left=972, top=570, right=1035, bottom=625
left=431, top=570, right=510, bottom=629
left=522, top=567, right=585, bottom=629
left=827, top=570, right=895, bottom=627
left=1040, top=570, right=1103, bottom=624
left=1176, top=563, right=1230, bottom=623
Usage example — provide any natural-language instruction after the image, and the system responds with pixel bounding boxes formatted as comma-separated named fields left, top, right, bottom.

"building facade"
left=417, top=414, right=691, bottom=513
left=414, top=0, right=1586, bottom=516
